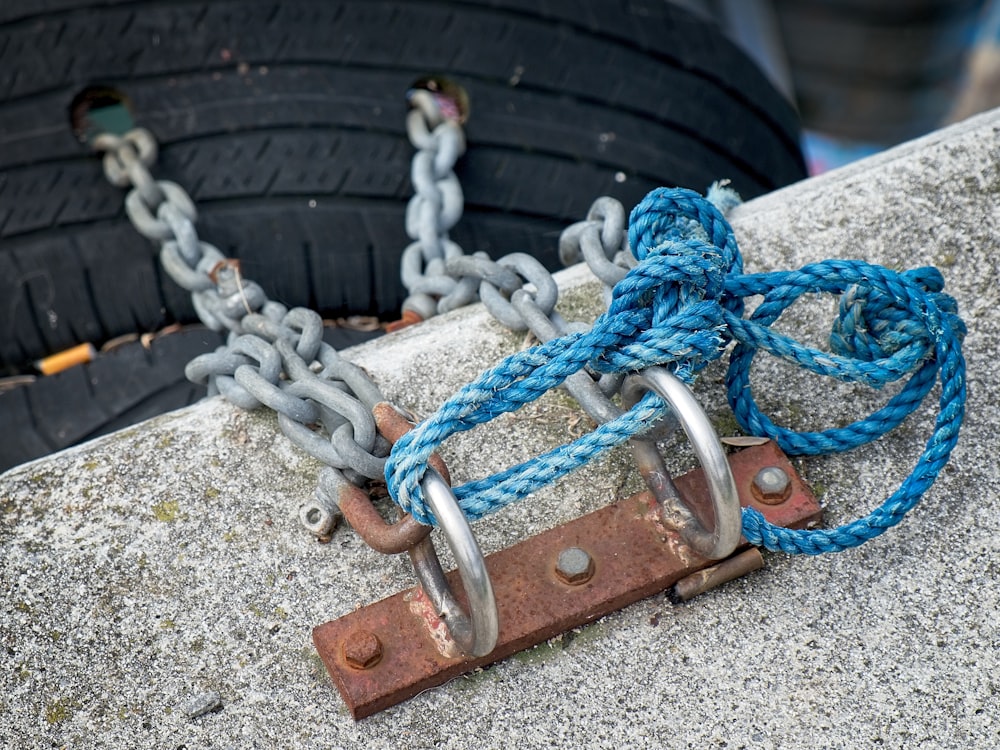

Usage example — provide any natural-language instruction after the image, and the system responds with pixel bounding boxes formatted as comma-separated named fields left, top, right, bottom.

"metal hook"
left=623, top=367, right=742, bottom=560
left=408, top=469, right=499, bottom=658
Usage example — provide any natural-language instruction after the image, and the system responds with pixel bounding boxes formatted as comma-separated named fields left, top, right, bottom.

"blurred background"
left=684, top=0, right=1000, bottom=172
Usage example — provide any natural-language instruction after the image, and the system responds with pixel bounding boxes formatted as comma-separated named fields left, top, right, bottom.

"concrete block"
left=3, top=109, right=1000, bottom=749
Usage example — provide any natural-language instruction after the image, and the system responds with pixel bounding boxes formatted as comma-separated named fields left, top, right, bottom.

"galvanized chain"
left=396, top=88, right=479, bottom=325
left=92, top=129, right=389, bottom=540
left=94, top=111, right=505, bottom=654
left=559, top=196, right=636, bottom=305
left=424, top=191, right=633, bottom=418
left=393, top=92, right=641, bottom=402
left=393, top=88, right=651, bottom=424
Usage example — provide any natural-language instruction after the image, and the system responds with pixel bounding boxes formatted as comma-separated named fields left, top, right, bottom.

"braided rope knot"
left=627, top=188, right=743, bottom=313
left=590, top=188, right=745, bottom=378
left=386, top=187, right=966, bottom=556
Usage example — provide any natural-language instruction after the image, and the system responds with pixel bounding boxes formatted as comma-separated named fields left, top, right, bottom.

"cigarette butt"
left=36, top=343, right=97, bottom=376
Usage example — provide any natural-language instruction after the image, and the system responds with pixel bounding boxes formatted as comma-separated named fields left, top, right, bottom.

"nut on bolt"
left=751, top=466, right=792, bottom=505
left=342, top=630, right=383, bottom=670
left=555, top=546, right=595, bottom=585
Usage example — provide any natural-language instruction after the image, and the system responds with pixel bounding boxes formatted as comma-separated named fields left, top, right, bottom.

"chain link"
left=396, top=90, right=476, bottom=322
left=92, top=128, right=394, bottom=539
left=559, top=197, right=635, bottom=308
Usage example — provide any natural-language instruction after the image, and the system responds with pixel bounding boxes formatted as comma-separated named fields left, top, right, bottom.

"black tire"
left=0, top=327, right=224, bottom=472
left=0, top=0, right=806, bottom=374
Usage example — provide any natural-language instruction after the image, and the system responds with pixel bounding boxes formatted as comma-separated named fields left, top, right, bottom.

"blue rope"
left=385, top=187, right=967, bottom=555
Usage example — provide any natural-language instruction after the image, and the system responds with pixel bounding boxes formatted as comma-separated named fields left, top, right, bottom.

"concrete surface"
left=3, top=109, right=1000, bottom=749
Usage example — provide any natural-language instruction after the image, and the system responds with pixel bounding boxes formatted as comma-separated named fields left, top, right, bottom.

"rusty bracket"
left=313, top=441, right=822, bottom=719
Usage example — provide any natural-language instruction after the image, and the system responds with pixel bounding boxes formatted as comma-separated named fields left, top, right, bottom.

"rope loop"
left=386, top=187, right=967, bottom=555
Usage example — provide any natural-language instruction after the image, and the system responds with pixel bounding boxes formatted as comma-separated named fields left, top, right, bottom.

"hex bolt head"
left=751, top=466, right=792, bottom=505
left=342, top=630, right=383, bottom=670
left=555, top=546, right=595, bottom=585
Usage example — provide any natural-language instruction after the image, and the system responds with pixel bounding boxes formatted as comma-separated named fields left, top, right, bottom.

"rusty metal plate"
left=313, top=442, right=821, bottom=719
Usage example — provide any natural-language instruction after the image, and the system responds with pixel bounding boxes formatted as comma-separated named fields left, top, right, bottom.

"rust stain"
left=404, top=588, right=461, bottom=660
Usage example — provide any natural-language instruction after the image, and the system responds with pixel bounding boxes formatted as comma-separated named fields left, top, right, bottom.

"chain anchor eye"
left=408, top=75, right=470, bottom=125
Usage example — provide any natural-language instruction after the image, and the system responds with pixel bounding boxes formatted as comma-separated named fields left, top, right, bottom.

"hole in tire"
left=69, top=85, right=134, bottom=142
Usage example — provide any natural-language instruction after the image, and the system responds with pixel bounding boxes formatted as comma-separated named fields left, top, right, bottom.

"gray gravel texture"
left=3, top=110, right=1000, bottom=749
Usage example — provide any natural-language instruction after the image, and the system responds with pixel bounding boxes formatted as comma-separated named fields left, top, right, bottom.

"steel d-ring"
left=622, top=367, right=742, bottom=560
left=408, top=468, right=499, bottom=658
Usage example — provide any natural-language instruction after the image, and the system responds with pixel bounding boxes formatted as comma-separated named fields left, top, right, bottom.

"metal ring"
left=409, top=469, right=498, bottom=658
left=622, top=367, right=741, bottom=560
